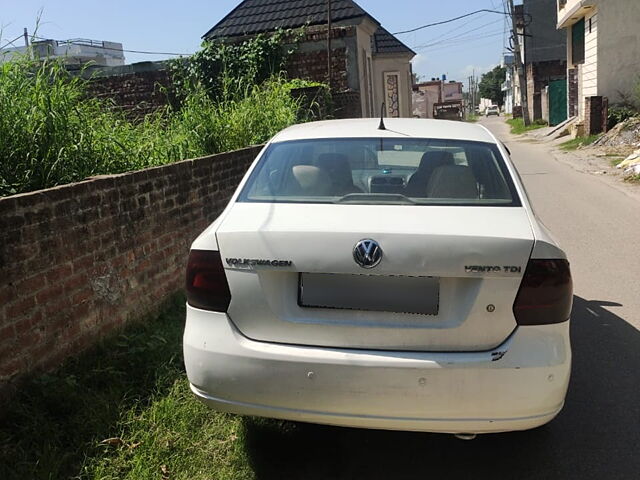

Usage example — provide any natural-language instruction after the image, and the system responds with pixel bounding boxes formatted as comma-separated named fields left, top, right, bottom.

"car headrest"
left=426, top=165, right=479, bottom=199
left=316, top=153, right=354, bottom=188
left=291, top=165, right=332, bottom=195
left=418, top=150, right=454, bottom=170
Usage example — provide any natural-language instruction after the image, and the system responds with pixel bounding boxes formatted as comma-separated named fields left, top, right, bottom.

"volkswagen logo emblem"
left=353, top=239, right=383, bottom=269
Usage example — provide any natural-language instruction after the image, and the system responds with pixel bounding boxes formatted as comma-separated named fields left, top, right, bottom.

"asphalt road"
left=242, top=117, right=640, bottom=480
left=482, top=115, right=640, bottom=327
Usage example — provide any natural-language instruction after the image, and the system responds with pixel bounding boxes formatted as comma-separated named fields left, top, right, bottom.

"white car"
left=184, top=118, right=572, bottom=436
left=486, top=105, right=500, bottom=116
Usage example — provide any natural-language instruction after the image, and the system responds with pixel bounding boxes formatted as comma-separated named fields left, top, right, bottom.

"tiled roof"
left=372, top=27, right=415, bottom=55
left=203, top=0, right=368, bottom=39
left=203, top=0, right=414, bottom=57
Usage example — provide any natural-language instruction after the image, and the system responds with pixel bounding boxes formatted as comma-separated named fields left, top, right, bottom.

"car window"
left=239, top=138, right=520, bottom=206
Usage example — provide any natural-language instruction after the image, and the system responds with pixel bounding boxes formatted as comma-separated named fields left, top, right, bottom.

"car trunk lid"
left=216, top=202, right=534, bottom=351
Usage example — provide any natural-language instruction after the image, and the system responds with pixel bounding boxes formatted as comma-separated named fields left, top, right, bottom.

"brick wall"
left=86, top=65, right=174, bottom=120
left=585, top=96, right=605, bottom=134
left=568, top=68, right=579, bottom=118
left=285, top=26, right=362, bottom=118
left=82, top=27, right=361, bottom=120
left=286, top=26, right=355, bottom=92
left=0, top=146, right=262, bottom=392
left=333, top=91, right=362, bottom=119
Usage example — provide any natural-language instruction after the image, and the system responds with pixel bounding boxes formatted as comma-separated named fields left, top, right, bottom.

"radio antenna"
left=378, top=103, right=386, bottom=130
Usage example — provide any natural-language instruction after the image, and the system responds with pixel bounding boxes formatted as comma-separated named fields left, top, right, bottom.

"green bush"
left=0, top=54, right=311, bottom=197
left=170, top=29, right=300, bottom=103
left=607, top=104, right=637, bottom=130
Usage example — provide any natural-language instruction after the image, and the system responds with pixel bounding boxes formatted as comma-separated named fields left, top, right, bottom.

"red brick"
left=0, top=286, right=13, bottom=306
left=45, top=264, right=73, bottom=284
left=46, top=296, right=73, bottom=317
left=14, top=310, right=43, bottom=336
left=0, top=357, right=23, bottom=379
left=14, top=274, right=46, bottom=295
left=73, top=254, right=95, bottom=274
left=71, top=287, right=93, bottom=305
left=64, top=273, right=88, bottom=295
left=6, top=296, right=36, bottom=320
left=35, top=284, right=65, bottom=306
left=14, top=331, right=38, bottom=352
left=11, top=244, right=37, bottom=263
left=0, top=324, right=15, bottom=342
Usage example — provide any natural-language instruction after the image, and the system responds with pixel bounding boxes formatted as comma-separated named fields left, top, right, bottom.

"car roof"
left=270, top=118, right=497, bottom=144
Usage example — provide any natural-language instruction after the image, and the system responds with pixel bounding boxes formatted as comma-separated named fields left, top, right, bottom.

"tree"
left=478, top=66, right=506, bottom=107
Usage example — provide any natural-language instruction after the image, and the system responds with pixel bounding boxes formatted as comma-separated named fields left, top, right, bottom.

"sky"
left=0, top=0, right=510, bottom=86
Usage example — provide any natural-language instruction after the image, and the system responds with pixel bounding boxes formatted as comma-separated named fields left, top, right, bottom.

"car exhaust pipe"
left=454, top=433, right=477, bottom=441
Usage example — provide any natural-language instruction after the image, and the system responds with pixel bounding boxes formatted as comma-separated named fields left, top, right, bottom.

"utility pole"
left=468, top=76, right=473, bottom=116
left=23, top=27, right=31, bottom=59
left=327, top=0, right=333, bottom=91
left=471, top=70, right=476, bottom=113
left=507, top=0, right=530, bottom=126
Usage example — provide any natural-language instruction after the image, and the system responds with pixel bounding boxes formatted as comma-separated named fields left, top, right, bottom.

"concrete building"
left=501, top=54, right=515, bottom=115
left=412, top=79, right=463, bottom=119
left=557, top=0, right=640, bottom=133
left=523, top=0, right=567, bottom=125
left=0, top=38, right=125, bottom=68
left=504, top=6, right=527, bottom=118
left=204, top=0, right=416, bottom=118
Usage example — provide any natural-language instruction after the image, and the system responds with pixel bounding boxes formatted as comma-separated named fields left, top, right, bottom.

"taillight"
left=513, top=259, right=573, bottom=325
left=186, top=250, right=231, bottom=312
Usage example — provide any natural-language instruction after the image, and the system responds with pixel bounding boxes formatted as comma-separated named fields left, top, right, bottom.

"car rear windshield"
left=238, top=138, right=520, bottom=206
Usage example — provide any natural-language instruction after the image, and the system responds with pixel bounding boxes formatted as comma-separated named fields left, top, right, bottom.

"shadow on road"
left=242, top=296, right=640, bottom=480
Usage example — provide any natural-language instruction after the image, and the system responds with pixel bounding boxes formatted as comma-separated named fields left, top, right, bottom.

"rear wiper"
left=333, top=193, right=417, bottom=205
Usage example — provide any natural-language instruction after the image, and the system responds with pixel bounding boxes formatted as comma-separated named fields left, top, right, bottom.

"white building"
left=0, top=38, right=125, bottom=67
left=557, top=0, right=640, bottom=131
left=501, top=54, right=516, bottom=114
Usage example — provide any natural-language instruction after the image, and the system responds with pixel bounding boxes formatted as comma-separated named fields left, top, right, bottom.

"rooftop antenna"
left=378, top=102, right=386, bottom=130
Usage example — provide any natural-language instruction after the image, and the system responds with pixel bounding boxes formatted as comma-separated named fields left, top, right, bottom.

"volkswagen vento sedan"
left=183, top=118, right=573, bottom=435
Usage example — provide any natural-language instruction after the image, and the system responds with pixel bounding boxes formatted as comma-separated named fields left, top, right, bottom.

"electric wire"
left=413, top=30, right=506, bottom=52
left=418, top=12, right=491, bottom=46
left=30, top=35, right=189, bottom=56
left=393, top=9, right=509, bottom=35
left=0, top=35, right=25, bottom=51
left=412, top=19, right=504, bottom=50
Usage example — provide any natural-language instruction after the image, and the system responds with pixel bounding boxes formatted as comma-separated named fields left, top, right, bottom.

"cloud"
left=411, top=54, right=429, bottom=75
left=459, top=63, right=498, bottom=79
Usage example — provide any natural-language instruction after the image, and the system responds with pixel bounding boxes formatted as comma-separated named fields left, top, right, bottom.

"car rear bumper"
left=184, top=305, right=571, bottom=434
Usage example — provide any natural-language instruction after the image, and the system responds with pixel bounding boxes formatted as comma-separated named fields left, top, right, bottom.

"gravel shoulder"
left=521, top=129, right=640, bottom=204
left=550, top=147, right=640, bottom=201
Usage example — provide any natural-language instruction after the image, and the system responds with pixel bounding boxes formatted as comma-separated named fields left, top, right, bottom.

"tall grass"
left=0, top=55, right=304, bottom=196
left=165, top=80, right=300, bottom=161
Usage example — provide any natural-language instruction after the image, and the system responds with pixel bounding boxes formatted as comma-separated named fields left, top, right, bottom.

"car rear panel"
left=215, top=202, right=534, bottom=352
left=184, top=306, right=571, bottom=433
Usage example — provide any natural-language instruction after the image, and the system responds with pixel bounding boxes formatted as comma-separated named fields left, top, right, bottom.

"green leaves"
left=169, top=30, right=296, bottom=104
left=478, top=66, right=507, bottom=108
